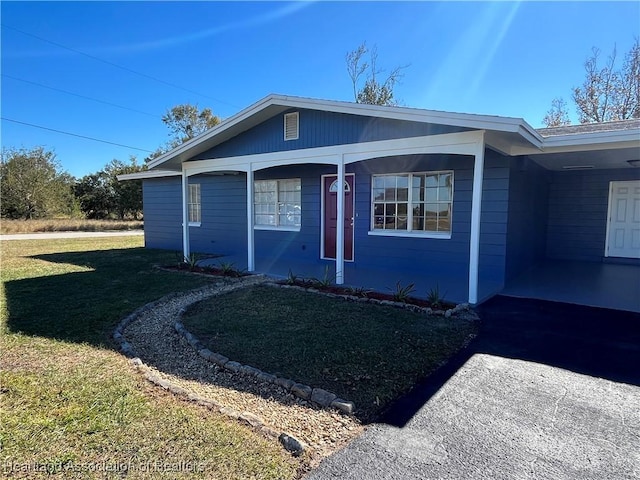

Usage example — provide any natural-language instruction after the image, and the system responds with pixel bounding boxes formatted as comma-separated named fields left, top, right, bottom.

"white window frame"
left=254, top=178, right=301, bottom=231
left=188, top=183, right=201, bottom=226
left=368, top=170, right=454, bottom=239
left=284, top=112, right=299, bottom=141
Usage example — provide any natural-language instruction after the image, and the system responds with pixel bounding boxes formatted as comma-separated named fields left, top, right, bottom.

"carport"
left=502, top=259, right=640, bottom=312
left=501, top=121, right=639, bottom=312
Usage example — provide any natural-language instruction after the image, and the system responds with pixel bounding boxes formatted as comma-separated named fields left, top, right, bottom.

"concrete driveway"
left=305, top=296, right=640, bottom=480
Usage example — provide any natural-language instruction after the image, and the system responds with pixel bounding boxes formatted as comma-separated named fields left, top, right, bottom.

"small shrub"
left=286, top=269, right=298, bottom=285
left=217, top=261, right=237, bottom=276
left=390, top=281, right=415, bottom=303
left=347, top=286, right=370, bottom=298
left=312, top=266, right=336, bottom=288
left=426, top=284, right=447, bottom=308
left=183, top=253, right=199, bottom=271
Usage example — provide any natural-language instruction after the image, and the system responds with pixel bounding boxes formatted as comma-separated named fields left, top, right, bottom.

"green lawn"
left=182, top=284, right=478, bottom=421
left=0, top=237, right=302, bottom=479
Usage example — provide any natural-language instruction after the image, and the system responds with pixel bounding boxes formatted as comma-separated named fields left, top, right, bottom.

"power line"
left=2, top=23, right=241, bottom=110
left=1, top=117, right=153, bottom=153
left=2, top=74, right=161, bottom=119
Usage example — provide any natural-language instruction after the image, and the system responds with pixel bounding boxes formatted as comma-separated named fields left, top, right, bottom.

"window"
left=371, top=171, right=453, bottom=235
left=254, top=179, right=301, bottom=229
left=188, top=183, right=201, bottom=225
left=284, top=112, right=299, bottom=141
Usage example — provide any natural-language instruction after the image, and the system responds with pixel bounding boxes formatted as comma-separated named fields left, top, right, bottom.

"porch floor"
left=502, top=260, right=640, bottom=313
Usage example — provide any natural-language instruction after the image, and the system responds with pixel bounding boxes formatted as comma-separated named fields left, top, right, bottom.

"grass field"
left=183, top=285, right=478, bottom=421
left=0, top=219, right=143, bottom=234
left=0, top=237, right=302, bottom=479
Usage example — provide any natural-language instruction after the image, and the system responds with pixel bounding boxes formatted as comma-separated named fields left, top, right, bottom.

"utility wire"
left=1, top=117, right=153, bottom=153
left=2, top=74, right=161, bottom=119
left=2, top=23, right=241, bottom=110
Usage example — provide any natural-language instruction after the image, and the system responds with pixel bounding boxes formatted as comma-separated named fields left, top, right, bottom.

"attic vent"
left=284, top=112, right=299, bottom=141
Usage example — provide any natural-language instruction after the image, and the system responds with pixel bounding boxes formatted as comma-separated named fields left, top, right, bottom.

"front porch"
left=502, top=260, right=640, bottom=313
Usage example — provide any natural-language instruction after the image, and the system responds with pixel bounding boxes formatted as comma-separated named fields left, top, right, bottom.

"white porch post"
left=335, top=155, right=345, bottom=284
left=246, top=165, right=255, bottom=271
left=468, top=137, right=485, bottom=304
left=181, top=169, right=190, bottom=261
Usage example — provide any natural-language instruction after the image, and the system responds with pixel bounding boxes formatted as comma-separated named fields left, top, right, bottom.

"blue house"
left=121, top=95, right=640, bottom=310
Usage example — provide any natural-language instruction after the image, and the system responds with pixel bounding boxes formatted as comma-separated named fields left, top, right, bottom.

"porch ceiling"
left=527, top=146, right=640, bottom=171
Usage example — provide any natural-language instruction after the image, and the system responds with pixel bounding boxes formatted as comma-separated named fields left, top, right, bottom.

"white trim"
left=181, top=170, right=190, bottom=260
left=247, top=166, right=255, bottom=271
left=284, top=112, right=299, bottom=141
left=367, top=231, right=451, bottom=240
left=254, top=225, right=301, bottom=232
left=369, top=170, right=454, bottom=235
left=336, top=158, right=345, bottom=285
left=117, top=170, right=181, bottom=181
left=184, top=131, right=485, bottom=176
left=605, top=181, right=614, bottom=258
left=253, top=178, right=302, bottom=229
left=468, top=136, right=485, bottom=304
left=604, top=180, right=640, bottom=259
left=320, top=173, right=355, bottom=263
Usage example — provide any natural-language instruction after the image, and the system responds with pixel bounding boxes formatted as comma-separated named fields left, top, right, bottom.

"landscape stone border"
left=173, top=280, right=473, bottom=415
left=267, top=282, right=472, bottom=318
left=112, top=279, right=307, bottom=456
left=112, top=276, right=475, bottom=456
left=174, top=318, right=355, bottom=415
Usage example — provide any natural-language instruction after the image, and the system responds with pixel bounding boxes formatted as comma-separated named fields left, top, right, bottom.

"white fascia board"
left=540, top=129, right=640, bottom=150
left=117, top=170, right=181, bottom=181
left=183, top=131, right=486, bottom=177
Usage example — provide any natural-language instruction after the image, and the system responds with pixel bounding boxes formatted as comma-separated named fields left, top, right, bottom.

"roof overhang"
left=520, top=129, right=640, bottom=170
left=146, top=94, right=543, bottom=172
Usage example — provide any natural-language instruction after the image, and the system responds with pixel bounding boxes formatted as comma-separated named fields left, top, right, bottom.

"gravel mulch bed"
left=121, top=276, right=363, bottom=464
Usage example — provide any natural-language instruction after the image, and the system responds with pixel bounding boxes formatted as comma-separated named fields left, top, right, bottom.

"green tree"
left=105, top=158, right=146, bottom=220
left=543, top=40, right=640, bottom=126
left=75, top=157, right=146, bottom=220
left=74, top=171, right=114, bottom=219
left=0, top=147, right=76, bottom=219
left=346, top=42, right=409, bottom=106
left=162, top=104, right=221, bottom=146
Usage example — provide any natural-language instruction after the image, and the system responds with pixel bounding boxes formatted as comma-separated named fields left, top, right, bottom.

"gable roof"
left=147, top=94, right=543, bottom=171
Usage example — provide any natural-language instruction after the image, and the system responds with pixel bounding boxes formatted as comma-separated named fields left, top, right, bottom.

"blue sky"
left=2, top=1, right=639, bottom=177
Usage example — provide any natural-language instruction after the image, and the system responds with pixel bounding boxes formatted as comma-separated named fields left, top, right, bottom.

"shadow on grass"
left=3, top=247, right=210, bottom=347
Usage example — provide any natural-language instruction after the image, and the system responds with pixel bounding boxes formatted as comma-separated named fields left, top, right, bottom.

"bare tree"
left=542, top=98, right=572, bottom=127
left=544, top=39, right=640, bottom=126
left=346, top=42, right=409, bottom=106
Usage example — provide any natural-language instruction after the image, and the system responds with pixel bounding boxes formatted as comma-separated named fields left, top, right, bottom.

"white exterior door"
left=606, top=180, right=640, bottom=259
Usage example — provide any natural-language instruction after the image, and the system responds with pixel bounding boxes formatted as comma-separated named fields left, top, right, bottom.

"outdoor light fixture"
left=562, top=165, right=595, bottom=170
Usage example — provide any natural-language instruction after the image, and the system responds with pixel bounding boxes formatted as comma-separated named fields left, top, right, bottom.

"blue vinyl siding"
left=192, top=109, right=469, bottom=160
left=546, top=168, right=640, bottom=262
left=505, top=157, right=549, bottom=280
left=189, top=173, right=247, bottom=257
left=254, top=164, right=331, bottom=275
left=143, top=150, right=512, bottom=304
left=142, top=174, right=247, bottom=258
left=142, top=177, right=182, bottom=251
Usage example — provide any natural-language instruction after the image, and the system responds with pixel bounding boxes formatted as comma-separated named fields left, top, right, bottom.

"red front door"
left=323, top=174, right=354, bottom=261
